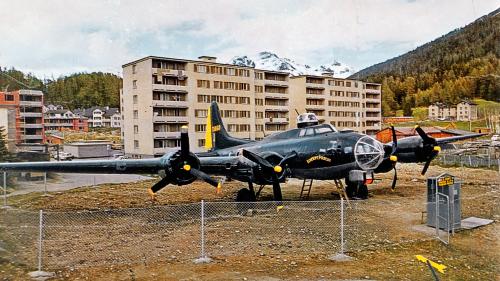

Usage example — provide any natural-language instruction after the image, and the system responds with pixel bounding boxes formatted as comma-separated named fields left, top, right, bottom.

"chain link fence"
left=438, top=154, right=500, bottom=169
left=0, top=198, right=469, bottom=272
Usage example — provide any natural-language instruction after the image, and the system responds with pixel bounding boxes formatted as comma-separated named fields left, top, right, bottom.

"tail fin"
left=205, top=102, right=253, bottom=151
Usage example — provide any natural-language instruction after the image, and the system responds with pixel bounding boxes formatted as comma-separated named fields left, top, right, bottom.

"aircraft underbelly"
left=291, top=162, right=357, bottom=180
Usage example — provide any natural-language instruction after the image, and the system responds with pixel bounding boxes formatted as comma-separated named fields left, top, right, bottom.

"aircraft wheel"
left=345, top=179, right=357, bottom=198
left=236, top=188, right=256, bottom=202
left=357, top=184, right=368, bottom=199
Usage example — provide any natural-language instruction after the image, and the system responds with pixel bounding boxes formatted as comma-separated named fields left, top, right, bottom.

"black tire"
left=357, top=184, right=369, bottom=199
left=236, top=188, right=256, bottom=202
left=345, top=179, right=356, bottom=198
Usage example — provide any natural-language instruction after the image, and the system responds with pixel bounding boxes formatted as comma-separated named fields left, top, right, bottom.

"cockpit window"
left=305, top=128, right=315, bottom=136
left=315, top=126, right=333, bottom=134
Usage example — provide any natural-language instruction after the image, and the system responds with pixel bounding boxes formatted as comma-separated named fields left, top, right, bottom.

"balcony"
left=264, top=81, right=288, bottom=88
left=264, top=105, right=289, bottom=112
left=154, top=147, right=178, bottom=155
left=20, top=112, right=42, bottom=117
left=306, top=83, right=325, bottom=89
left=44, top=123, right=73, bottom=127
left=152, top=68, right=187, bottom=78
left=305, top=104, right=325, bottom=110
left=21, top=124, right=44, bottom=129
left=20, top=101, right=43, bottom=106
left=153, top=132, right=181, bottom=139
left=22, top=135, right=44, bottom=140
left=153, top=116, right=189, bottom=123
left=365, top=107, right=380, bottom=112
left=366, top=115, right=381, bottom=121
left=152, top=100, right=189, bottom=108
left=152, top=84, right=187, bottom=92
left=265, top=117, right=289, bottom=124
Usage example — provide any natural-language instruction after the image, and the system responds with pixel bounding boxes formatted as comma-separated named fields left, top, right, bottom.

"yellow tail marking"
left=204, top=106, right=213, bottom=150
left=415, top=255, right=447, bottom=274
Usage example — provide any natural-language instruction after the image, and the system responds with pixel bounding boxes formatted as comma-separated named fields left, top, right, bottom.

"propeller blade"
left=272, top=180, right=283, bottom=201
left=390, top=125, right=397, bottom=154
left=241, top=149, right=274, bottom=170
left=150, top=176, right=171, bottom=195
left=180, top=125, right=190, bottom=158
left=421, top=160, right=431, bottom=175
left=189, top=168, right=220, bottom=188
left=415, top=126, right=434, bottom=144
left=391, top=167, right=397, bottom=190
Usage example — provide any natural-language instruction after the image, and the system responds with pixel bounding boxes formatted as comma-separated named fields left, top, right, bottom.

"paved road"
left=8, top=173, right=153, bottom=196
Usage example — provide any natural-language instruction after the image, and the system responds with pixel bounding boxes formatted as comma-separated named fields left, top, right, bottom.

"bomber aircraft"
left=0, top=102, right=483, bottom=201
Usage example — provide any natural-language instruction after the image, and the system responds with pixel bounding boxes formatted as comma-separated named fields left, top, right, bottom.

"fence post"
left=44, top=173, right=47, bottom=195
left=193, top=200, right=211, bottom=263
left=28, top=210, right=54, bottom=279
left=38, top=210, right=43, bottom=271
left=2, top=171, right=7, bottom=207
left=329, top=198, right=352, bottom=261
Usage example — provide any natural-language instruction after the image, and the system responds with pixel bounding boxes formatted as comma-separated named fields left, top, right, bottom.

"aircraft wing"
left=0, top=158, right=164, bottom=174
left=435, top=133, right=486, bottom=144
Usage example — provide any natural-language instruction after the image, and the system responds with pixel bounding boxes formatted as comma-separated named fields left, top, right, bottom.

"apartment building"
left=43, top=106, right=89, bottom=132
left=289, top=75, right=381, bottom=134
left=0, top=90, right=45, bottom=151
left=428, top=100, right=478, bottom=121
left=122, top=56, right=381, bottom=158
left=74, top=106, right=121, bottom=128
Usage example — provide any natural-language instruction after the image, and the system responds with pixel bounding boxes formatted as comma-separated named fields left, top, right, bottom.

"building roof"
left=122, top=56, right=290, bottom=75
left=74, top=106, right=120, bottom=118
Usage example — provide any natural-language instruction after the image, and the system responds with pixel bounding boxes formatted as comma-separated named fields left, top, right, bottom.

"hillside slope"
left=351, top=8, right=499, bottom=116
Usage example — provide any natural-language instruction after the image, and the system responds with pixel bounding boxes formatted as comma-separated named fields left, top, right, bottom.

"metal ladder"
left=334, top=179, right=350, bottom=203
left=300, top=179, right=313, bottom=199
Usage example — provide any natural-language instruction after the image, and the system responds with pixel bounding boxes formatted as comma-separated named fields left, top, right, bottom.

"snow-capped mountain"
left=230, top=51, right=354, bottom=78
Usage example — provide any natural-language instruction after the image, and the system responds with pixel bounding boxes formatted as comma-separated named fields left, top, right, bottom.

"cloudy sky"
left=0, top=0, right=497, bottom=78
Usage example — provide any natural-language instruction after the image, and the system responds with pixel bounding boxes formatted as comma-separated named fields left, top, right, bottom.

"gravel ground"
left=0, top=163, right=498, bottom=280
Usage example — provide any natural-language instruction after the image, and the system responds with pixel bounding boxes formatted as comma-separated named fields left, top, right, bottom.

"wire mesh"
left=1, top=198, right=447, bottom=270
left=0, top=209, right=39, bottom=270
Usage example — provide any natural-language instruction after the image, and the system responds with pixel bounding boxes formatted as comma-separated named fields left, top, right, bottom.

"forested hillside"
left=352, top=8, right=500, bottom=116
left=0, top=68, right=121, bottom=109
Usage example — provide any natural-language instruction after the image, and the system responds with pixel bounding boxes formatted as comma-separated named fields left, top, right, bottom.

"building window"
left=197, top=80, right=210, bottom=88
left=198, top=139, right=206, bottom=147
left=195, top=124, right=206, bottom=132
left=255, top=85, right=263, bottom=93
left=346, top=81, right=351, bottom=87
left=133, top=95, right=138, bottom=104
left=132, top=65, right=136, bottom=74
left=134, top=140, right=139, bottom=149
left=196, top=65, right=207, bottom=73
left=133, top=80, right=137, bottom=89
left=195, top=109, right=208, bottom=118
left=5, top=94, right=14, bottom=101
left=134, top=125, right=139, bottom=134
left=255, top=99, right=263, bottom=106
left=226, top=68, right=236, bottom=76
left=255, top=72, right=263, bottom=80
left=256, top=112, right=263, bottom=119
left=133, top=110, right=138, bottom=119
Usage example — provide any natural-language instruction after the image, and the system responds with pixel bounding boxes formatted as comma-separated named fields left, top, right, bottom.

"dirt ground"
left=1, top=163, right=499, bottom=280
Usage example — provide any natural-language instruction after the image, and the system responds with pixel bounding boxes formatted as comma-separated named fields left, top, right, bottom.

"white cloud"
left=0, top=0, right=497, bottom=77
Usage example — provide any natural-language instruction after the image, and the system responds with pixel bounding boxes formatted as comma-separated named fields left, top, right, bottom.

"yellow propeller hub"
left=274, top=165, right=283, bottom=173
left=390, top=155, right=398, bottom=162
left=433, top=146, right=441, bottom=152
left=183, top=164, right=191, bottom=171
left=414, top=125, right=419, bottom=129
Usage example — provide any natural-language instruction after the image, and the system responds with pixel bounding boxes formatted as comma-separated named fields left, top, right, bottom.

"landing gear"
left=236, top=182, right=257, bottom=202
left=236, top=188, right=256, bottom=202
left=345, top=178, right=368, bottom=200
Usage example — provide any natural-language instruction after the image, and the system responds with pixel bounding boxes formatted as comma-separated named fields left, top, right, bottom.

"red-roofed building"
left=375, top=126, right=456, bottom=143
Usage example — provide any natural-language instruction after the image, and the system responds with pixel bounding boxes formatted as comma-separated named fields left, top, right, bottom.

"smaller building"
left=376, top=126, right=455, bottom=143
left=64, top=141, right=112, bottom=158
left=382, top=116, right=415, bottom=124
left=428, top=100, right=478, bottom=121
left=74, top=106, right=121, bottom=128
left=43, top=106, right=89, bottom=132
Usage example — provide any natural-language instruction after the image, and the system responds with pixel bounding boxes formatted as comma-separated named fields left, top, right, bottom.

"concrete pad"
left=329, top=253, right=354, bottom=262
left=460, top=217, right=494, bottom=230
left=28, top=271, right=55, bottom=281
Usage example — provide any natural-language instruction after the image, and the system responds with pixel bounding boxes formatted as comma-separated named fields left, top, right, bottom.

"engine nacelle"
left=160, top=150, right=200, bottom=186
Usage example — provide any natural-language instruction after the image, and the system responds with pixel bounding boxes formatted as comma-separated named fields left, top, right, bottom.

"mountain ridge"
left=230, top=51, right=354, bottom=78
